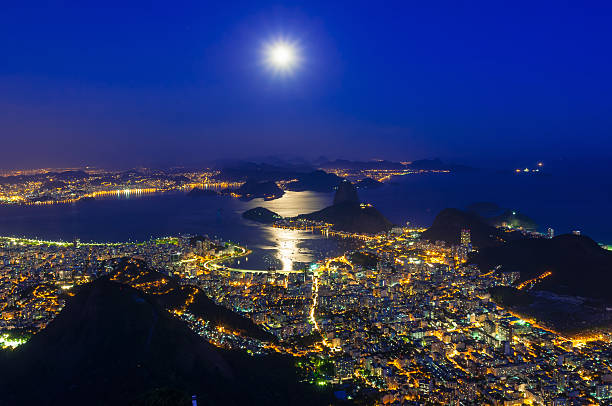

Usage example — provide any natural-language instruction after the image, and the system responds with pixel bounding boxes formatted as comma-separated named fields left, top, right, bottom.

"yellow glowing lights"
left=516, top=271, right=552, bottom=290
left=264, top=40, right=300, bottom=73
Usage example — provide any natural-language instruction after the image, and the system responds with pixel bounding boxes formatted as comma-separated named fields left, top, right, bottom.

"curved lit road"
left=201, top=245, right=304, bottom=274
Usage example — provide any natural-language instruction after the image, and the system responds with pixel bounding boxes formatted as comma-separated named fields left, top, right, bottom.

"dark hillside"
left=421, top=208, right=523, bottom=248
left=473, top=234, right=612, bottom=301
left=0, top=278, right=329, bottom=405
left=110, top=259, right=274, bottom=342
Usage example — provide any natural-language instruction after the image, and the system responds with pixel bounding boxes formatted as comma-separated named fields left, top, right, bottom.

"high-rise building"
left=497, top=321, right=513, bottom=342
left=483, top=319, right=495, bottom=335
left=460, top=229, right=471, bottom=246
left=547, top=228, right=555, bottom=239
left=460, top=228, right=472, bottom=253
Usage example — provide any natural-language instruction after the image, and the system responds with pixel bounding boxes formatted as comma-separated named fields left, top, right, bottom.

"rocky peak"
left=333, top=180, right=360, bottom=205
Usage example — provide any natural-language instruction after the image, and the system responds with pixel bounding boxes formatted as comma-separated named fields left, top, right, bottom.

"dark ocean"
left=359, top=168, right=612, bottom=244
left=0, top=168, right=610, bottom=270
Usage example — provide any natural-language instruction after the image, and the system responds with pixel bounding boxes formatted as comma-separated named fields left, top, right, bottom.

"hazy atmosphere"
left=2, top=1, right=612, bottom=168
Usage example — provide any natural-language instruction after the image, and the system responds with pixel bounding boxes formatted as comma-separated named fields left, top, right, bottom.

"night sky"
left=2, top=1, right=611, bottom=169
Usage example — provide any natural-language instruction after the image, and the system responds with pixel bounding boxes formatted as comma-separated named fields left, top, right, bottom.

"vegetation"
left=0, top=276, right=332, bottom=405
left=473, top=234, right=612, bottom=301
left=242, top=207, right=283, bottom=224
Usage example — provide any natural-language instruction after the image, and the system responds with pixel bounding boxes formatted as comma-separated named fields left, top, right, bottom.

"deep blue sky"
left=1, top=1, right=611, bottom=169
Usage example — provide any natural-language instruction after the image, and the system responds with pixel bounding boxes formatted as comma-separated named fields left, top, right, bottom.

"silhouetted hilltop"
left=111, top=259, right=273, bottom=342
left=299, top=202, right=393, bottom=234
left=55, top=170, right=90, bottom=180
left=242, top=207, right=283, bottom=224
left=466, top=202, right=537, bottom=231
left=0, top=277, right=329, bottom=405
left=216, top=161, right=350, bottom=193
left=422, top=208, right=523, bottom=247
left=472, top=234, right=612, bottom=302
left=488, top=209, right=537, bottom=231
left=297, top=181, right=393, bottom=234
left=355, top=177, right=384, bottom=189
left=217, top=162, right=313, bottom=182
left=334, top=180, right=360, bottom=205
left=284, top=170, right=343, bottom=192
left=224, top=180, right=284, bottom=201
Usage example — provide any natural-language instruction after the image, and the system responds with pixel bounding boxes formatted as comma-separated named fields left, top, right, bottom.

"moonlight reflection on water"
left=0, top=190, right=354, bottom=271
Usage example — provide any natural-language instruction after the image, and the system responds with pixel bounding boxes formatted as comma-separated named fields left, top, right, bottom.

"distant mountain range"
left=317, top=159, right=405, bottom=170
left=215, top=158, right=476, bottom=192
left=317, top=158, right=475, bottom=172
left=216, top=162, right=314, bottom=182
left=284, top=170, right=343, bottom=192
left=216, top=163, right=344, bottom=194
left=0, top=261, right=330, bottom=405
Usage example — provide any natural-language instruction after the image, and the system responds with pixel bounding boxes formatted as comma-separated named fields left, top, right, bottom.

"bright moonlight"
left=264, top=40, right=300, bottom=73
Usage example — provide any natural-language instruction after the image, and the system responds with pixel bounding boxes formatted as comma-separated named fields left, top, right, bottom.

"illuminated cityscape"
left=2, top=1, right=612, bottom=404
left=0, top=168, right=241, bottom=205
left=1, top=223, right=611, bottom=404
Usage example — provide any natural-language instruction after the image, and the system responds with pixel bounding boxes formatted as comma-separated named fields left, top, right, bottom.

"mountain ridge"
left=0, top=269, right=330, bottom=405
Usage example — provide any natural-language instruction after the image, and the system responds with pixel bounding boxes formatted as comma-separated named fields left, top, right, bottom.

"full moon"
left=264, top=40, right=299, bottom=73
